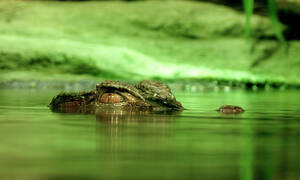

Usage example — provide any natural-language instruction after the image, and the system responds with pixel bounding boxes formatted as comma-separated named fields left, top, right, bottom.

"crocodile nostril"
left=100, top=93, right=122, bottom=104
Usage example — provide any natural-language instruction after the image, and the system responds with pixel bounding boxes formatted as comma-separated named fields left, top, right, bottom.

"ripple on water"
left=0, top=89, right=300, bottom=180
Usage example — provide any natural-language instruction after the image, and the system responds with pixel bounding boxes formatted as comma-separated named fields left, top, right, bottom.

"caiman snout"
left=50, top=80, right=184, bottom=113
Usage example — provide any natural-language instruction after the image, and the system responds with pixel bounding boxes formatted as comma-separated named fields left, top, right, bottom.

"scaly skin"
left=217, top=105, right=244, bottom=114
left=49, top=80, right=183, bottom=113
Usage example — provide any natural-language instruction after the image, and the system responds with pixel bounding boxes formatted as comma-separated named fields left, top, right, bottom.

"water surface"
left=0, top=89, right=299, bottom=180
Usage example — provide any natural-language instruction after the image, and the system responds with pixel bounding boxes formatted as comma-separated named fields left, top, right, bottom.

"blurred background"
left=0, top=0, right=299, bottom=89
left=1, top=1, right=300, bottom=180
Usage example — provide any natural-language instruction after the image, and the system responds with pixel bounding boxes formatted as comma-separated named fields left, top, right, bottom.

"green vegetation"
left=267, top=0, right=285, bottom=43
left=242, top=0, right=285, bottom=42
left=0, top=0, right=300, bottom=88
left=242, top=0, right=254, bottom=38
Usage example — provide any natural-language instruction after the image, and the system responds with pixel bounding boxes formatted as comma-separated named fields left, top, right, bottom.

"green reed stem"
left=242, top=0, right=254, bottom=38
left=268, top=0, right=286, bottom=43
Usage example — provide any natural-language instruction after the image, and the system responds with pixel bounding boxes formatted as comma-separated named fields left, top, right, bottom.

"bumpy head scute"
left=136, top=80, right=182, bottom=109
left=96, top=80, right=145, bottom=101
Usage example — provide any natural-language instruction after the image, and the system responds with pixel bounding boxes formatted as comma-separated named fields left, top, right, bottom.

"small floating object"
left=218, top=105, right=244, bottom=114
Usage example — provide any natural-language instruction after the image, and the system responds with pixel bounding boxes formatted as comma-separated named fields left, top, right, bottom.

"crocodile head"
left=49, top=80, right=183, bottom=113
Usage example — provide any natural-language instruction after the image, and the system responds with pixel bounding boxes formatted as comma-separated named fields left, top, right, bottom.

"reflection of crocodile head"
left=95, top=108, right=182, bottom=123
left=49, top=80, right=183, bottom=113
left=95, top=108, right=181, bottom=155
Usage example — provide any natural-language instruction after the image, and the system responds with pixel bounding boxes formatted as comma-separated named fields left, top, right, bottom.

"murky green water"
left=0, top=89, right=300, bottom=180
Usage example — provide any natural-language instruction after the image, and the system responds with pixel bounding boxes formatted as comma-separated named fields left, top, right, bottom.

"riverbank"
left=1, top=70, right=298, bottom=92
left=1, top=0, right=300, bottom=89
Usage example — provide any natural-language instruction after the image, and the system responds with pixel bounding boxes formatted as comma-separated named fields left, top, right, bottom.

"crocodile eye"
left=100, top=93, right=123, bottom=104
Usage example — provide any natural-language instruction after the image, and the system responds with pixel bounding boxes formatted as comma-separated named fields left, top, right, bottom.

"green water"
left=0, top=89, right=300, bottom=180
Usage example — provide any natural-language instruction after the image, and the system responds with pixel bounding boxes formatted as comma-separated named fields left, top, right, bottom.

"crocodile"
left=49, top=80, right=183, bottom=113
left=50, top=80, right=245, bottom=114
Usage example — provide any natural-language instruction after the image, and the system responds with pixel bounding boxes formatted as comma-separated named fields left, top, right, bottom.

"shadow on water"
left=239, top=118, right=300, bottom=180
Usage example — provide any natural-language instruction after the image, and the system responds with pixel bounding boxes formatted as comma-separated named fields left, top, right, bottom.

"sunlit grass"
left=1, top=34, right=299, bottom=86
left=0, top=0, right=299, bottom=86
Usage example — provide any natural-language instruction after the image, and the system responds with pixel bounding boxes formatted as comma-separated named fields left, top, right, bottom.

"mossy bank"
left=1, top=0, right=300, bottom=89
